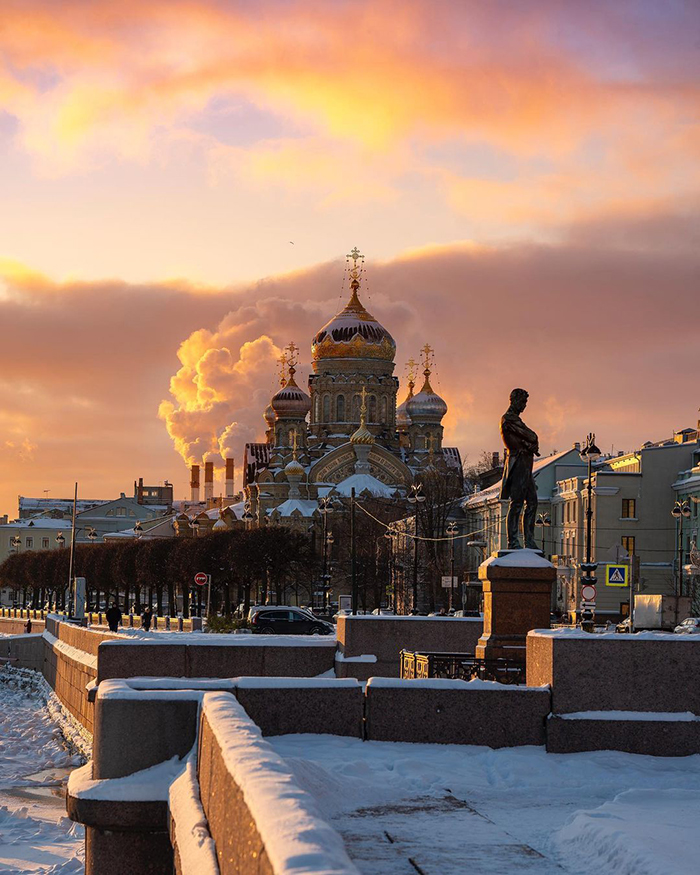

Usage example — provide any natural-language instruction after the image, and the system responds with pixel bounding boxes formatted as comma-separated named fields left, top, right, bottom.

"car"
left=250, top=607, right=334, bottom=635
left=616, top=617, right=632, bottom=633
left=371, top=608, right=395, bottom=615
left=674, top=617, right=700, bottom=634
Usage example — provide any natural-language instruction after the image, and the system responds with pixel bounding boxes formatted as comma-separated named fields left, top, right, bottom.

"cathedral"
left=243, top=248, right=461, bottom=527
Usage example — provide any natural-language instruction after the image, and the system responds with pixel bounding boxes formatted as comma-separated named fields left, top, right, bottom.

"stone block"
left=527, top=631, right=700, bottom=714
left=337, top=616, right=483, bottom=677
left=93, top=694, right=200, bottom=779
left=185, top=644, right=265, bottom=678
left=365, top=678, right=551, bottom=746
left=97, top=643, right=187, bottom=682
left=546, top=713, right=700, bottom=756
left=84, top=826, right=173, bottom=875
left=260, top=642, right=336, bottom=677
left=234, top=679, right=363, bottom=737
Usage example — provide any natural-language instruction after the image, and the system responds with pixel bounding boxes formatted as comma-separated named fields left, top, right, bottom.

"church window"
left=323, top=394, right=331, bottom=421
left=314, top=395, right=320, bottom=422
left=336, top=395, right=345, bottom=421
left=369, top=395, right=377, bottom=422
left=352, top=394, right=361, bottom=420
left=380, top=396, right=387, bottom=423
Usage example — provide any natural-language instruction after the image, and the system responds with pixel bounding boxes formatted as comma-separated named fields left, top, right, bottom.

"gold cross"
left=347, top=247, right=363, bottom=266
left=421, top=343, right=434, bottom=372
left=427, top=433, right=436, bottom=455
left=291, top=429, right=298, bottom=459
left=286, top=341, right=299, bottom=369
left=405, top=357, right=418, bottom=384
left=277, top=351, right=288, bottom=386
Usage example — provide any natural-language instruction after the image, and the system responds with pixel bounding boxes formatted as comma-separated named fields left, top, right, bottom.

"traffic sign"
left=194, top=572, right=208, bottom=586
left=581, top=583, right=597, bottom=602
left=441, top=576, right=458, bottom=588
left=605, top=564, right=628, bottom=587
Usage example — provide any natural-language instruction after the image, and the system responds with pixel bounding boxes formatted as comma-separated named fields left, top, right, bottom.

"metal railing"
left=400, top=649, right=526, bottom=685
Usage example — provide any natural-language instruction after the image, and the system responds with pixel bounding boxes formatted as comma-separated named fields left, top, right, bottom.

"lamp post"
left=407, top=483, right=426, bottom=614
left=133, top=520, right=143, bottom=540
left=446, top=522, right=458, bottom=611
left=536, top=513, right=551, bottom=554
left=384, top=524, right=397, bottom=611
left=671, top=500, right=692, bottom=596
left=318, top=495, right=334, bottom=612
left=87, top=526, right=97, bottom=544
left=579, top=433, right=601, bottom=628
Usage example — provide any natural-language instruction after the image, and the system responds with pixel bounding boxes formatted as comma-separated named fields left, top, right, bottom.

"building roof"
left=269, top=499, right=319, bottom=518
left=333, top=473, right=399, bottom=498
left=463, top=448, right=579, bottom=508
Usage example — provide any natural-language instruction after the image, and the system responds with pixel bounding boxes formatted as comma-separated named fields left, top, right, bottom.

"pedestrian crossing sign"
left=605, top=564, right=628, bottom=587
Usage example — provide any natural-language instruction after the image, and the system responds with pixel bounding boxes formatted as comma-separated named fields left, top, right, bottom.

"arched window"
left=369, top=395, right=377, bottom=422
left=314, top=395, right=320, bottom=423
left=352, top=394, right=361, bottom=421
left=336, top=394, right=345, bottom=421
left=323, top=394, right=331, bottom=422
left=380, top=396, right=387, bottom=423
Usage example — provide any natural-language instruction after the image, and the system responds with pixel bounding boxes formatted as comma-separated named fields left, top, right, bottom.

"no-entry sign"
left=194, top=572, right=208, bottom=586
left=581, top=583, right=597, bottom=602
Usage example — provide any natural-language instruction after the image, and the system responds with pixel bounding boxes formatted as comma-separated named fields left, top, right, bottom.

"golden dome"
left=312, top=273, right=395, bottom=362
left=270, top=373, right=311, bottom=419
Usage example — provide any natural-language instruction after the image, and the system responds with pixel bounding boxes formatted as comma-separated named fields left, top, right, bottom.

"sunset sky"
left=1, top=0, right=698, bottom=514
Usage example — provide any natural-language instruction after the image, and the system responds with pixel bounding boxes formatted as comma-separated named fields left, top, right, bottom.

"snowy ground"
left=0, top=668, right=86, bottom=874
left=270, top=734, right=700, bottom=875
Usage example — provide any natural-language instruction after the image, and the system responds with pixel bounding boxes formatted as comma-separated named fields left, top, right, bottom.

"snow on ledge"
left=169, top=757, right=218, bottom=875
left=484, top=549, right=553, bottom=569
left=529, top=628, right=700, bottom=641
left=42, top=630, right=97, bottom=669
left=96, top=678, right=216, bottom=701
left=68, top=756, right=187, bottom=801
left=366, top=677, right=546, bottom=692
left=556, top=710, right=700, bottom=722
left=335, top=653, right=377, bottom=663
left=202, top=691, right=359, bottom=875
left=234, top=677, right=360, bottom=689
left=99, top=634, right=336, bottom=647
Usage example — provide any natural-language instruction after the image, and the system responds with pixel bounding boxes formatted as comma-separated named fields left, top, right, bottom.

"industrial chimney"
left=225, top=458, right=234, bottom=498
left=190, top=464, right=200, bottom=503
left=204, top=461, right=214, bottom=503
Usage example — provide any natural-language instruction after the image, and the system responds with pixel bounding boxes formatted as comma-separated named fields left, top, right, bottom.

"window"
left=621, top=499, right=636, bottom=519
left=25, top=537, right=33, bottom=549
left=42, top=538, right=49, bottom=549
left=116, top=507, right=126, bottom=517
left=106, top=509, right=114, bottom=517
left=322, top=394, right=330, bottom=422
left=380, top=396, right=387, bottom=423
left=621, top=536, right=635, bottom=555
left=336, top=395, right=345, bottom=421
left=368, top=395, right=377, bottom=422
left=129, top=509, right=136, bottom=517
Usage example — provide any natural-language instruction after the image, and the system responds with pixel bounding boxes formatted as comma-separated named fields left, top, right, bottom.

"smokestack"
left=204, top=461, right=214, bottom=502
left=492, top=451, right=499, bottom=469
left=190, top=464, right=200, bottom=503
left=225, top=458, right=234, bottom=498
left=137, top=477, right=144, bottom=505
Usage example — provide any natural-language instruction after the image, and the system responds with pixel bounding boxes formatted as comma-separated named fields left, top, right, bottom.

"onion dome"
left=270, top=372, right=311, bottom=419
left=312, top=248, right=395, bottom=362
left=406, top=347, right=447, bottom=422
left=351, top=388, right=375, bottom=446
left=212, top=516, right=228, bottom=532
left=263, top=403, right=276, bottom=428
left=284, top=457, right=305, bottom=478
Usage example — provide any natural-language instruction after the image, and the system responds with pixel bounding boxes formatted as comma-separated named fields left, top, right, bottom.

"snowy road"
left=271, top=734, right=700, bottom=875
left=0, top=668, right=85, bottom=874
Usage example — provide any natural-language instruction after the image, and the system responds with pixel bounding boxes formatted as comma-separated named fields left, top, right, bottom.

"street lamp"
left=87, top=526, right=98, bottom=544
left=536, top=513, right=551, bottom=554
left=55, top=532, right=65, bottom=549
left=133, top=520, right=143, bottom=540
left=384, top=524, right=398, bottom=611
left=671, top=500, right=692, bottom=596
left=318, top=495, right=334, bottom=611
left=579, top=433, right=601, bottom=627
left=10, top=534, right=21, bottom=553
left=241, top=501, right=255, bottom=523
left=407, top=484, right=426, bottom=613
left=446, top=522, right=458, bottom=611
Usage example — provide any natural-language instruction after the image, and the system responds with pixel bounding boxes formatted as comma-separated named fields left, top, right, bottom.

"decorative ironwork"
left=400, top=650, right=526, bottom=685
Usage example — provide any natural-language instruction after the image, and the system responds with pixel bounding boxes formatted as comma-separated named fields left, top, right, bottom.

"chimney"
left=204, top=461, right=214, bottom=503
left=225, top=458, right=234, bottom=498
left=573, top=441, right=581, bottom=451
left=190, top=464, right=200, bottom=503
left=137, top=477, right=144, bottom=505
left=492, top=451, right=500, bottom=469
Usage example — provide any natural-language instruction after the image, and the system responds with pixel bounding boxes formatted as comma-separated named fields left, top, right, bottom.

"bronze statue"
left=499, top=388, right=540, bottom=550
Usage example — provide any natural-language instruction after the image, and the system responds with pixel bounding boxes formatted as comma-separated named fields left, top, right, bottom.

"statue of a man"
left=499, top=388, right=540, bottom=550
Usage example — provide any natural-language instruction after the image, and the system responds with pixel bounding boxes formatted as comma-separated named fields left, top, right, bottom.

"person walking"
left=106, top=601, right=122, bottom=633
left=141, top=605, right=153, bottom=632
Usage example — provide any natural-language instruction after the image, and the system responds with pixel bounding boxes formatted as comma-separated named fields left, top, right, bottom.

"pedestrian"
left=25, top=618, right=32, bottom=634
left=141, top=605, right=153, bottom=632
left=106, top=601, right=122, bottom=633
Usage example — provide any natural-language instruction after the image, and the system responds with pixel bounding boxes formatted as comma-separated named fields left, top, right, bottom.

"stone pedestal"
left=475, top=550, right=555, bottom=662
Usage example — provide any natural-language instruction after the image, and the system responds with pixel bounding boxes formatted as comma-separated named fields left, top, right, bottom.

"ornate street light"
left=407, top=484, right=426, bottom=613
left=671, top=500, right=692, bottom=596
left=55, top=532, right=65, bottom=548
left=133, top=520, right=143, bottom=540
left=579, top=433, right=601, bottom=627
left=446, top=522, right=458, bottom=611
left=87, top=526, right=98, bottom=544
left=536, top=512, right=551, bottom=554
left=318, top=495, right=335, bottom=611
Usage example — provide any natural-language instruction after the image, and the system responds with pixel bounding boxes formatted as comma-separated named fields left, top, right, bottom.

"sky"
left=0, top=0, right=698, bottom=514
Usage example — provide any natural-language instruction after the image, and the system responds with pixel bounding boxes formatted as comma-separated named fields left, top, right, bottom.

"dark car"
left=251, top=608, right=334, bottom=636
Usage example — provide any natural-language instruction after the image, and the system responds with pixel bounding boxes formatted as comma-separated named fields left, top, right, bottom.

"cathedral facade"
left=243, top=249, right=461, bottom=528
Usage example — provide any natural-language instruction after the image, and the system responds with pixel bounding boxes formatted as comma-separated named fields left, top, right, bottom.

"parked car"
left=616, top=617, right=632, bottom=633
left=371, top=608, right=395, bottom=615
left=674, top=617, right=700, bottom=635
left=250, top=607, right=334, bottom=635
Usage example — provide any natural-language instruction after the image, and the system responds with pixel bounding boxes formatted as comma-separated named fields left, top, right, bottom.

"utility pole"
left=68, top=482, right=78, bottom=616
left=350, top=488, right=357, bottom=615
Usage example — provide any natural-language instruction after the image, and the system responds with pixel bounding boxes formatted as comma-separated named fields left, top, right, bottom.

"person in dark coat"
left=106, top=602, right=122, bottom=633
left=500, top=388, right=540, bottom=550
left=141, top=605, right=153, bottom=632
